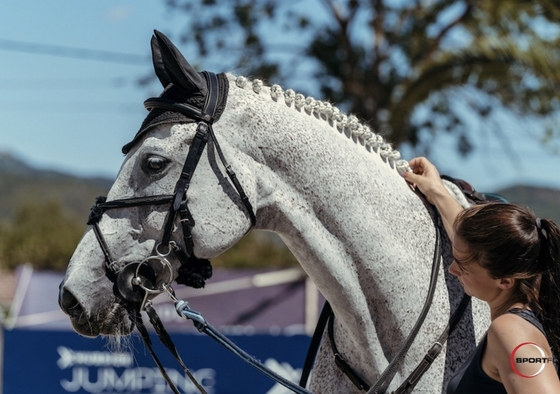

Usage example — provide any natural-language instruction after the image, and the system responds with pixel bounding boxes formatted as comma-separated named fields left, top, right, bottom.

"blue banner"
left=3, top=329, right=311, bottom=394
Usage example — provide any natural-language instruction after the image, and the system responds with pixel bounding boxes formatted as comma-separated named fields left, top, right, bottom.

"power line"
left=0, top=77, right=132, bottom=90
left=0, top=99, right=145, bottom=114
left=0, top=38, right=149, bottom=65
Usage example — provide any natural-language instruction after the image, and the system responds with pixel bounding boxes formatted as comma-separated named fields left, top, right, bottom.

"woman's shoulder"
left=484, top=310, right=560, bottom=390
left=488, top=310, right=548, bottom=352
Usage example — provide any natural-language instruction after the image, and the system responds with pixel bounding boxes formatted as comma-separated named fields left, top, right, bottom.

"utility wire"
left=0, top=38, right=149, bottom=65
left=0, top=77, right=130, bottom=90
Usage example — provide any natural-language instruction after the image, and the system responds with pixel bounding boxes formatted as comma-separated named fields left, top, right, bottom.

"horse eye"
left=142, top=155, right=169, bottom=174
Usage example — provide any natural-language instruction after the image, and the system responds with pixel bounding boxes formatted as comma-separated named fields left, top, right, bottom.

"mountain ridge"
left=0, top=152, right=113, bottom=222
left=0, top=151, right=558, bottom=225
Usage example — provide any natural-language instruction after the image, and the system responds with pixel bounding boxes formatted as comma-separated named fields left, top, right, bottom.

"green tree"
left=211, top=232, right=299, bottom=269
left=164, top=0, right=560, bottom=156
left=0, top=200, right=84, bottom=270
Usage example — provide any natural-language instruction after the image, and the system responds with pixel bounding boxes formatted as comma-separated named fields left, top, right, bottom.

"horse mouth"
left=59, top=286, right=135, bottom=337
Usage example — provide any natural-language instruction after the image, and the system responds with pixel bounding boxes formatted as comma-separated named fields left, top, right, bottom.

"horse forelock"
left=229, top=74, right=412, bottom=177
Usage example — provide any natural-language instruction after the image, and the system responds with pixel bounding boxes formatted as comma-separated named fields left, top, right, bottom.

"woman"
left=404, top=157, right=560, bottom=393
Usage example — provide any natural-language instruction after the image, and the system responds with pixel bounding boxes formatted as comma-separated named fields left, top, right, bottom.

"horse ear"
left=150, top=35, right=171, bottom=87
left=152, top=30, right=207, bottom=95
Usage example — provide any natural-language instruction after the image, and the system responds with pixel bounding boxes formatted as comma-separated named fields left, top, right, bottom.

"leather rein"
left=86, top=71, right=470, bottom=394
left=299, top=220, right=471, bottom=394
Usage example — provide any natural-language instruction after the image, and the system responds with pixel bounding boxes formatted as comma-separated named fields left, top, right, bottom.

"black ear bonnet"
left=122, top=31, right=229, bottom=155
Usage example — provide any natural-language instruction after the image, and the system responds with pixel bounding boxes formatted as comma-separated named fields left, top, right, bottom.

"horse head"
left=59, top=31, right=255, bottom=337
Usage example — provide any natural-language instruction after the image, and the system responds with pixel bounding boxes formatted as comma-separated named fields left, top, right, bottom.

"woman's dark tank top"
left=447, top=308, right=557, bottom=394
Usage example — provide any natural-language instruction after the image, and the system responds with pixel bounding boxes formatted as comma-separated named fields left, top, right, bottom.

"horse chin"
left=69, top=301, right=136, bottom=338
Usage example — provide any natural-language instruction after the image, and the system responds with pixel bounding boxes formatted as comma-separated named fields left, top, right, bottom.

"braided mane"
left=230, top=75, right=411, bottom=176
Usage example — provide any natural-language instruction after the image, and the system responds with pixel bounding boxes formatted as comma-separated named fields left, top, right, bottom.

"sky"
left=0, top=1, right=558, bottom=193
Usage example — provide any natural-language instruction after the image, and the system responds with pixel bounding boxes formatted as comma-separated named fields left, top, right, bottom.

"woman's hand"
left=404, top=157, right=463, bottom=239
left=404, top=157, right=448, bottom=205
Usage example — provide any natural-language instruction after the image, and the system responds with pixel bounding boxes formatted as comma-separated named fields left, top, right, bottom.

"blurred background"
left=0, top=1, right=559, bottom=393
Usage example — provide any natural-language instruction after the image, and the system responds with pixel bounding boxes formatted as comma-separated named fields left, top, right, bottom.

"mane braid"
left=232, top=75, right=411, bottom=176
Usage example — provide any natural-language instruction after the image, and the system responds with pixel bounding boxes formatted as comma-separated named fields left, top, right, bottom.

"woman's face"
left=449, top=235, right=503, bottom=301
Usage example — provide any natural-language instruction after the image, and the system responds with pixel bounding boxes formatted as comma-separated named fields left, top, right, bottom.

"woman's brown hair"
left=454, top=203, right=560, bottom=359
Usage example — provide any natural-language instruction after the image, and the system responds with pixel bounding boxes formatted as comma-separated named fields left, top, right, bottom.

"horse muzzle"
left=58, top=279, right=133, bottom=337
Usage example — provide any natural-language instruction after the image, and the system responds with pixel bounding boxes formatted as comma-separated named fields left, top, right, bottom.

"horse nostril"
left=58, top=284, right=103, bottom=337
left=59, top=285, right=83, bottom=316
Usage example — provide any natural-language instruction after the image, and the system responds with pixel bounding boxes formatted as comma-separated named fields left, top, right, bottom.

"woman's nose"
left=448, top=260, right=460, bottom=277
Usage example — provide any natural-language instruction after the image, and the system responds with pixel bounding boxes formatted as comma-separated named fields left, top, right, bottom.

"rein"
left=300, top=218, right=471, bottom=394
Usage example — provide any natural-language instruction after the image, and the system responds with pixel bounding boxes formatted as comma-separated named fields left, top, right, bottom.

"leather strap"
left=208, top=125, right=256, bottom=227
left=176, top=300, right=314, bottom=394
left=328, top=311, right=371, bottom=390
left=299, top=223, right=445, bottom=393
left=135, top=306, right=208, bottom=394
left=367, top=224, right=443, bottom=393
left=160, top=121, right=210, bottom=251
left=134, top=310, right=182, bottom=394
left=392, top=294, right=471, bottom=394
left=299, top=300, right=333, bottom=388
left=145, top=304, right=208, bottom=393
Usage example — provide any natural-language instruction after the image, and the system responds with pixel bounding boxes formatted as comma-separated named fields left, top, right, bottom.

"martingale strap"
left=366, top=224, right=443, bottom=394
left=134, top=310, right=183, bottom=394
left=391, top=294, right=471, bottom=394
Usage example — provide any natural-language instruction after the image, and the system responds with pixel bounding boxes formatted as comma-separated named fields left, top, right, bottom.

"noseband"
left=87, top=71, right=256, bottom=305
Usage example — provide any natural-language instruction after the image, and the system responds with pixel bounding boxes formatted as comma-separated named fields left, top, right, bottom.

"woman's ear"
left=498, top=277, right=515, bottom=290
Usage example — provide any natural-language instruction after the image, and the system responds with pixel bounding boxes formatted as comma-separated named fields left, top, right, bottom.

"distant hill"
left=0, top=152, right=112, bottom=223
left=492, top=185, right=560, bottom=226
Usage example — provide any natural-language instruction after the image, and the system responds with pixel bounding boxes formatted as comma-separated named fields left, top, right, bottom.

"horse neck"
left=220, top=77, right=446, bottom=383
left=223, top=77, right=435, bottom=296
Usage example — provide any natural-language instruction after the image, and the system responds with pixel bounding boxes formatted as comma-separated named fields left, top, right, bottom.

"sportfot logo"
left=510, top=342, right=554, bottom=378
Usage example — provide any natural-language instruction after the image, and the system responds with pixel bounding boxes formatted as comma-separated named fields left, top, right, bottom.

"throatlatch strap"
left=208, top=126, right=256, bottom=227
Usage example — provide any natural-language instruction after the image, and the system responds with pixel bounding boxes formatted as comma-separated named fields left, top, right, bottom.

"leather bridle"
left=87, top=71, right=255, bottom=307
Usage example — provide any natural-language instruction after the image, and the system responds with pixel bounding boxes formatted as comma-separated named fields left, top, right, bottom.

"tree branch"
left=424, top=2, right=474, bottom=59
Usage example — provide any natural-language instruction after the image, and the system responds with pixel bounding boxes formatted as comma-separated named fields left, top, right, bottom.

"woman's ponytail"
left=537, top=218, right=560, bottom=359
